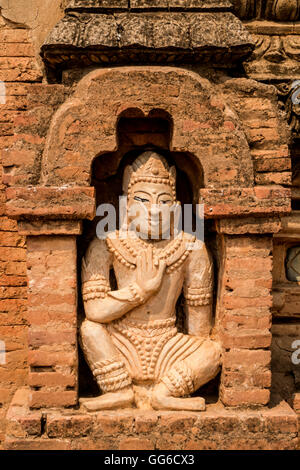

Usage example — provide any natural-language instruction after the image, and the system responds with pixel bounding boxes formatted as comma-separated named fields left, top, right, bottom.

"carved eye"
left=134, top=196, right=149, bottom=203
left=159, top=198, right=173, bottom=205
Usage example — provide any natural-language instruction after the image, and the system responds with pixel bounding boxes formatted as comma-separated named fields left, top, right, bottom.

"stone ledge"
left=42, top=12, right=253, bottom=71
left=44, top=12, right=251, bottom=50
left=275, top=212, right=300, bottom=238
left=215, top=216, right=282, bottom=234
left=5, top=186, right=291, bottom=223
left=200, top=186, right=291, bottom=219
left=66, top=0, right=128, bottom=10
left=65, top=1, right=233, bottom=13
left=244, top=20, right=300, bottom=36
left=17, top=220, right=83, bottom=236
left=4, top=387, right=299, bottom=450
left=5, top=187, right=96, bottom=221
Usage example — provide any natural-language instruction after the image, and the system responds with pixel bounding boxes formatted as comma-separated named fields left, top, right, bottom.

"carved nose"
left=151, top=207, right=160, bottom=216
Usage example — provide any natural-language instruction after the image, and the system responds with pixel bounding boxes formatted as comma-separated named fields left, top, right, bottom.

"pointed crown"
left=123, top=151, right=176, bottom=198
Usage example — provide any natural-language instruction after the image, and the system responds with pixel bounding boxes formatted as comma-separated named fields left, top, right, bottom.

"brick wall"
left=0, top=23, right=42, bottom=447
left=218, top=235, right=273, bottom=407
left=27, top=236, right=78, bottom=409
left=0, top=5, right=297, bottom=451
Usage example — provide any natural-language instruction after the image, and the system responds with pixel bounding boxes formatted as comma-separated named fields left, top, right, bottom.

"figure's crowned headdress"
left=123, top=151, right=177, bottom=199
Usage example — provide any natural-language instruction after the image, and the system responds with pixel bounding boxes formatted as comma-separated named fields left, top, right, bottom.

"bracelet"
left=128, top=283, right=146, bottom=304
left=82, top=278, right=110, bottom=302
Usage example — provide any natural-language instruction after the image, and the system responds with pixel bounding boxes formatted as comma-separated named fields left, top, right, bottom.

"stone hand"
left=136, top=247, right=166, bottom=297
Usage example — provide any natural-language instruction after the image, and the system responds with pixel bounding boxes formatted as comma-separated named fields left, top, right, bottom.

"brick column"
left=4, top=187, right=95, bottom=410
left=25, top=227, right=79, bottom=409
left=216, top=218, right=278, bottom=407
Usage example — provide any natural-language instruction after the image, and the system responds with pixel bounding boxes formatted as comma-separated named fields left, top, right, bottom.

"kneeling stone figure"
left=80, top=151, right=221, bottom=411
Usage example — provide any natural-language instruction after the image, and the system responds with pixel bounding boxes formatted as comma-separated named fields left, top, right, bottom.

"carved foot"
left=79, top=386, right=135, bottom=411
left=151, top=383, right=206, bottom=411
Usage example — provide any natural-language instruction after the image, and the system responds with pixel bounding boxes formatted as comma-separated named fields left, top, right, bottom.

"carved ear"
left=170, top=166, right=176, bottom=183
left=122, top=165, right=134, bottom=194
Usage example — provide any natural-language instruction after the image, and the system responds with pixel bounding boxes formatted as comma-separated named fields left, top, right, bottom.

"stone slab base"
left=4, top=388, right=299, bottom=451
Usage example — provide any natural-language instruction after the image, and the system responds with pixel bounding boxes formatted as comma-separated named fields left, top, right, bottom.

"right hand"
left=136, top=246, right=166, bottom=298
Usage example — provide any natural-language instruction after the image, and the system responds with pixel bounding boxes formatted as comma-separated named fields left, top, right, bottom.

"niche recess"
left=76, top=110, right=217, bottom=399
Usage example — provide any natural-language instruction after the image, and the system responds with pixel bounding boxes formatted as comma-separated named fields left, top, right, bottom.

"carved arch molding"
left=41, top=66, right=253, bottom=190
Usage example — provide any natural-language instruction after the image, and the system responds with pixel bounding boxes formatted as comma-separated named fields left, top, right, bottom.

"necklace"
left=106, top=231, right=195, bottom=274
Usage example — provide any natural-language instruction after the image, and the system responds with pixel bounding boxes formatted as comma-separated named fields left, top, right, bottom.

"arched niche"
left=77, top=108, right=208, bottom=265
left=40, top=66, right=254, bottom=191
left=76, top=111, right=218, bottom=401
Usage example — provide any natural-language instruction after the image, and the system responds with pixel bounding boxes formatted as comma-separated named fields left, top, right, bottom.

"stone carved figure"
left=80, top=151, right=221, bottom=411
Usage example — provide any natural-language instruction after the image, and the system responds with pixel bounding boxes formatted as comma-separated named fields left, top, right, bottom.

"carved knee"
left=206, top=339, right=222, bottom=367
left=80, top=320, right=132, bottom=393
left=199, top=339, right=222, bottom=380
left=81, top=319, right=99, bottom=336
left=80, top=319, right=108, bottom=345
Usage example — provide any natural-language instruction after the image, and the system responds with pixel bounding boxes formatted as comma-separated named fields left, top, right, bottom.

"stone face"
left=244, top=33, right=300, bottom=82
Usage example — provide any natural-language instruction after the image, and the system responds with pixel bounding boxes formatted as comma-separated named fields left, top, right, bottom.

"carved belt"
left=111, top=317, right=177, bottom=337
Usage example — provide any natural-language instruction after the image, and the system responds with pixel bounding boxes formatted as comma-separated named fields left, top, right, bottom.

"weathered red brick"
left=29, top=391, right=77, bottom=408
left=221, top=329, right=272, bottom=349
left=28, top=329, right=76, bottom=348
left=118, top=438, right=155, bottom=450
left=221, top=387, right=270, bottom=406
left=46, top=415, right=93, bottom=438
left=134, top=413, right=159, bottom=433
left=223, top=349, right=271, bottom=369
left=4, top=438, right=71, bottom=451
left=95, top=413, right=134, bottom=435
left=28, top=372, right=76, bottom=388
left=28, top=350, right=76, bottom=367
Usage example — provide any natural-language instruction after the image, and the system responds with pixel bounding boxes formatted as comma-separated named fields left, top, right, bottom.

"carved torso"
left=106, top=231, right=197, bottom=323
left=82, top=231, right=213, bottom=325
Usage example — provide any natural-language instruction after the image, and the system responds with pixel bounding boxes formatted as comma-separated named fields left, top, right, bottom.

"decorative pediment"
left=41, top=0, right=254, bottom=76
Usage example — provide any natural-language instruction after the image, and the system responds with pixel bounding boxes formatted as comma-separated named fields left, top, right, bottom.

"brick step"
left=4, top=387, right=298, bottom=450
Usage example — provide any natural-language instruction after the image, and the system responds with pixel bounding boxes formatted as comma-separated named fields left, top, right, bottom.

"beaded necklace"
left=106, top=231, right=195, bottom=274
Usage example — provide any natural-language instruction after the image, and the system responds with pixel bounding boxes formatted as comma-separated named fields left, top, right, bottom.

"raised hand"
left=136, top=246, right=166, bottom=298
